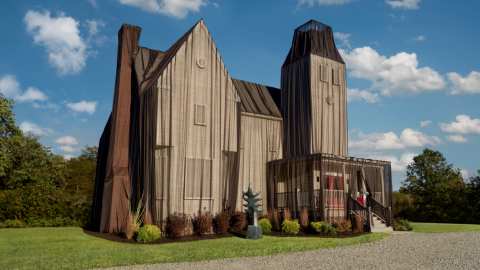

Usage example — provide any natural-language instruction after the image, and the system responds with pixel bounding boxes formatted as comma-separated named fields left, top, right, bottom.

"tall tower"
left=281, top=20, right=348, bottom=158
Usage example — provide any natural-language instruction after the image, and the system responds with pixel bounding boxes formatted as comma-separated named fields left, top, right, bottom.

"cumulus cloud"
left=439, top=115, right=480, bottom=134
left=334, top=32, right=351, bottom=49
left=66, top=100, right=98, bottom=115
left=369, top=152, right=416, bottom=172
left=409, top=35, right=426, bottom=42
left=347, top=88, right=380, bottom=103
left=446, top=135, right=468, bottom=144
left=0, top=75, right=48, bottom=103
left=385, top=0, right=420, bottom=10
left=118, top=0, right=207, bottom=19
left=64, top=154, right=75, bottom=160
left=447, top=71, right=480, bottom=95
left=460, top=168, right=470, bottom=180
left=420, top=120, right=431, bottom=127
left=340, top=47, right=445, bottom=96
left=349, top=128, right=441, bottom=151
left=19, top=121, right=54, bottom=137
left=24, top=10, right=89, bottom=76
left=299, top=0, right=355, bottom=6
left=86, top=19, right=105, bottom=36
left=213, top=3, right=219, bottom=8
left=32, top=102, right=61, bottom=112
left=55, top=136, right=79, bottom=145
left=58, top=145, right=76, bottom=153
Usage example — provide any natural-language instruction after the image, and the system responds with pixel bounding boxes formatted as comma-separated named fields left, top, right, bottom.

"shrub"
left=282, top=209, right=291, bottom=221
left=335, top=218, right=352, bottom=233
left=166, top=212, right=190, bottom=238
left=124, top=193, right=147, bottom=239
left=230, top=211, right=247, bottom=232
left=214, top=211, right=231, bottom=234
left=282, top=219, right=300, bottom=234
left=271, top=208, right=281, bottom=230
left=136, top=224, right=161, bottom=243
left=258, top=218, right=272, bottom=233
left=193, top=208, right=213, bottom=236
left=353, top=216, right=364, bottom=233
left=395, top=218, right=413, bottom=231
left=0, top=218, right=80, bottom=228
left=320, top=222, right=337, bottom=235
left=310, top=221, right=326, bottom=233
left=299, top=208, right=309, bottom=230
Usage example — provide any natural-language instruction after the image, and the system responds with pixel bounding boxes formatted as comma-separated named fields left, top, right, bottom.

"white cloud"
left=0, top=75, right=48, bottom=104
left=447, top=71, right=480, bottom=95
left=58, top=145, right=76, bottom=153
left=86, top=19, right=105, bottom=36
left=420, top=120, right=431, bottom=127
left=55, top=136, right=79, bottom=145
left=19, top=121, right=54, bottom=137
left=409, top=35, right=426, bottom=42
left=446, top=135, right=468, bottom=144
left=385, top=0, right=420, bottom=10
left=213, top=2, right=219, bottom=8
left=439, top=115, right=480, bottom=134
left=64, top=154, right=75, bottom=160
left=66, top=100, right=98, bottom=115
left=334, top=32, right=351, bottom=49
left=460, top=168, right=470, bottom=180
left=347, top=88, right=380, bottom=103
left=298, top=0, right=355, bottom=6
left=87, top=0, right=98, bottom=8
left=16, top=87, right=48, bottom=103
left=32, top=102, right=61, bottom=112
left=24, top=10, right=89, bottom=76
left=118, top=0, right=207, bottom=19
left=340, top=47, right=445, bottom=96
left=349, top=128, right=441, bottom=151
left=369, top=152, right=416, bottom=172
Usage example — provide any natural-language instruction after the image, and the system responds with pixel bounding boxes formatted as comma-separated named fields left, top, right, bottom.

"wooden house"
left=92, top=19, right=395, bottom=234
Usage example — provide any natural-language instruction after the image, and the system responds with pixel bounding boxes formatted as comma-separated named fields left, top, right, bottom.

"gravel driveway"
left=97, top=231, right=480, bottom=270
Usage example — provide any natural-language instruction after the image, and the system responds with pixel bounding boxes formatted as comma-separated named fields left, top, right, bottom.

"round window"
left=326, top=96, right=334, bottom=105
left=197, top=58, right=206, bottom=69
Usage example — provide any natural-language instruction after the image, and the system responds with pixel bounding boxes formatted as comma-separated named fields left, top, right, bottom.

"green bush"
left=136, top=225, right=161, bottom=243
left=0, top=217, right=80, bottom=228
left=281, top=219, right=300, bottom=234
left=395, top=218, right=413, bottom=231
left=310, top=221, right=326, bottom=233
left=320, top=222, right=338, bottom=235
left=258, top=218, right=272, bottom=233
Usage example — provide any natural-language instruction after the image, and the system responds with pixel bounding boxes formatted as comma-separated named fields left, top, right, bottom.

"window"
left=239, top=129, right=243, bottom=149
left=185, top=158, right=212, bottom=199
left=155, top=149, right=168, bottom=199
left=270, top=134, right=278, bottom=152
left=332, top=69, right=340, bottom=85
left=320, top=65, right=328, bottom=82
left=195, top=104, right=206, bottom=125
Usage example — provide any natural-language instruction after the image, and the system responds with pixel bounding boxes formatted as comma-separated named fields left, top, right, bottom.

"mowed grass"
left=410, top=222, right=480, bottom=233
left=0, top=227, right=389, bottom=270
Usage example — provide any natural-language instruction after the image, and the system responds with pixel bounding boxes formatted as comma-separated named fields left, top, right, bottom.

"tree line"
left=393, top=148, right=480, bottom=224
left=0, top=94, right=96, bottom=225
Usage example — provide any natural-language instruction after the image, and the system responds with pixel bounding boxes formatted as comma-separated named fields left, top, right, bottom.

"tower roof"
left=283, top=20, right=345, bottom=66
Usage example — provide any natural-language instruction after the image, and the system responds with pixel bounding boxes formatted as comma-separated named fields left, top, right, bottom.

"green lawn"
left=0, top=227, right=389, bottom=270
left=410, top=222, right=480, bottom=233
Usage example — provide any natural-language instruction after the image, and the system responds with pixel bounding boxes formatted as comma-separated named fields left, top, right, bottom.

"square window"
left=195, top=104, right=206, bottom=125
left=332, top=69, right=340, bottom=85
left=320, top=65, right=328, bottom=82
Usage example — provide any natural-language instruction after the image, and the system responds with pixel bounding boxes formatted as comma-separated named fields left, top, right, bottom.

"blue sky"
left=1, top=0, right=479, bottom=190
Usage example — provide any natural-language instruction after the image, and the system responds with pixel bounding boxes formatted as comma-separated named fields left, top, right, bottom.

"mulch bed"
left=83, top=227, right=370, bottom=245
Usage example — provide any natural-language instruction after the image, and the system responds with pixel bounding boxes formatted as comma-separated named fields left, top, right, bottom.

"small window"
left=270, top=134, right=278, bottom=152
left=195, top=104, right=206, bottom=125
left=185, top=158, right=212, bottom=199
left=239, top=130, right=243, bottom=149
left=320, top=65, right=328, bottom=82
left=332, top=69, right=340, bottom=85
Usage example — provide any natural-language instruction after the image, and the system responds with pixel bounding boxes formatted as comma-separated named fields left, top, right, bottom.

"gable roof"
left=232, top=79, right=282, bottom=118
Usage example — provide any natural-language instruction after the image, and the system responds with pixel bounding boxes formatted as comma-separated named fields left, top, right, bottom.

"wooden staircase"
left=371, top=212, right=393, bottom=233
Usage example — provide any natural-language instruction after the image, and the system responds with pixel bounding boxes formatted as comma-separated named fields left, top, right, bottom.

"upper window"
left=185, top=158, right=212, bottom=199
left=332, top=69, right=340, bottom=85
left=195, top=104, right=206, bottom=126
left=320, top=65, right=328, bottom=82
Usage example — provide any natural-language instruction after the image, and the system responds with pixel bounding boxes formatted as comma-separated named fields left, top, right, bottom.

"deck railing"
left=350, top=195, right=370, bottom=232
left=277, top=189, right=346, bottom=210
left=366, top=195, right=395, bottom=229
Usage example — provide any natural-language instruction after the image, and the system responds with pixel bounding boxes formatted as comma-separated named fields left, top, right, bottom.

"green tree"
left=464, top=171, right=480, bottom=224
left=402, top=148, right=466, bottom=223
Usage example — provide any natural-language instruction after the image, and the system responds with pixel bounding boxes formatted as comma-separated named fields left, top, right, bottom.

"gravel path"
left=97, top=231, right=480, bottom=270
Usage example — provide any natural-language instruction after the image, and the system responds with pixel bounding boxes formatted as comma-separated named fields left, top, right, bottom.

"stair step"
left=371, top=226, right=394, bottom=233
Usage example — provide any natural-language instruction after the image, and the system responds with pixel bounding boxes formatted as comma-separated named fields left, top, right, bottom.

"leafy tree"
left=402, top=148, right=465, bottom=223
left=464, top=171, right=480, bottom=224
